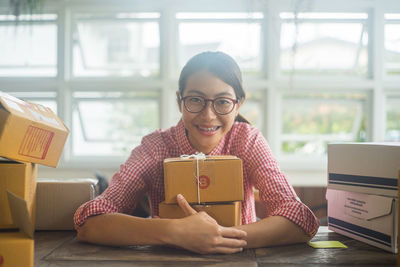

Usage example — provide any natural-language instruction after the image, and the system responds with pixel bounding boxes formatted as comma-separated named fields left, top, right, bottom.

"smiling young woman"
left=74, top=51, right=319, bottom=254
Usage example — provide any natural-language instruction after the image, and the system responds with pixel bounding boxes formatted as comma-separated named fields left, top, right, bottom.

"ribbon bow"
left=180, top=152, right=206, bottom=160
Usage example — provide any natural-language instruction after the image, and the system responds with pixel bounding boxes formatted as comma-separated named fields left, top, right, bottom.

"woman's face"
left=179, top=71, right=242, bottom=154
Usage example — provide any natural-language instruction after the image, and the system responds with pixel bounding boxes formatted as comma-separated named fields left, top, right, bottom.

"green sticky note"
left=308, top=241, right=347, bottom=248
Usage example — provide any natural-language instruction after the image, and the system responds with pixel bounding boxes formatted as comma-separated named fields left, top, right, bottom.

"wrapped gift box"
left=164, top=155, right=243, bottom=204
left=159, top=201, right=241, bottom=227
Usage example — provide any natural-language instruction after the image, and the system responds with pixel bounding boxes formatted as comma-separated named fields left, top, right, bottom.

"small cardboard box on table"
left=35, top=178, right=99, bottom=230
left=326, top=143, right=400, bottom=253
left=159, top=201, right=242, bottom=227
left=163, top=155, right=244, bottom=204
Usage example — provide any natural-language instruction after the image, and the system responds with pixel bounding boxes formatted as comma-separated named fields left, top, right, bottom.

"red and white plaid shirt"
left=74, top=120, right=319, bottom=237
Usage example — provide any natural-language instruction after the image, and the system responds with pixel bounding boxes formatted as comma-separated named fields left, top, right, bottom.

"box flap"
left=343, top=191, right=393, bottom=221
left=0, top=91, right=68, bottom=131
left=0, top=91, right=26, bottom=113
left=7, top=190, right=34, bottom=238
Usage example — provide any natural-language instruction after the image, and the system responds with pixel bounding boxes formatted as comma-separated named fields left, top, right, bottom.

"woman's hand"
left=167, top=194, right=247, bottom=254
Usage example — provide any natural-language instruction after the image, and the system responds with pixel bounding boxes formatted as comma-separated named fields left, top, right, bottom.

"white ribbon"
left=180, top=152, right=206, bottom=203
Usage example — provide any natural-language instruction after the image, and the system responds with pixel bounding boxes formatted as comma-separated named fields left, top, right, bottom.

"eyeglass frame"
left=179, top=95, right=238, bottom=115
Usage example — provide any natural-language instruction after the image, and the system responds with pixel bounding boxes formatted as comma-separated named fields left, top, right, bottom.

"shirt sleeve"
left=73, top=134, right=160, bottom=228
left=243, top=128, right=319, bottom=237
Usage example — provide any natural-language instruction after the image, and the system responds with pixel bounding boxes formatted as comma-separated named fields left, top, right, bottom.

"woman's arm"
left=233, top=216, right=310, bottom=248
left=76, top=196, right=247, bottom=254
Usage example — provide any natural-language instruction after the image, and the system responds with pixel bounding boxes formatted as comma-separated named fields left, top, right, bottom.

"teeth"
left=199, top=126, right=218, bottom=132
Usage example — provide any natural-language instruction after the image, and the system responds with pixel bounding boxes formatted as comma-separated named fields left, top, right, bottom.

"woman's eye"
left=217, top=99, right=230, bottom=105
left=189, top=97, right=203, bottom=103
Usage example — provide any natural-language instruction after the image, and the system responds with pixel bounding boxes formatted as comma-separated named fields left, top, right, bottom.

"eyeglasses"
left=180, top=96, right=237, bottom=115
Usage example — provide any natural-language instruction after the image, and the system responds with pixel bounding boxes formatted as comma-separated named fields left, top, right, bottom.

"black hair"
left=178, top=51, right=249, bottom=123
left=178, top=51, right=246, bottom=101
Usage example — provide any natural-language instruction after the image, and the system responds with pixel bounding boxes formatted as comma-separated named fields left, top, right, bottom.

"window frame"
left=0, top=0, right=398, bottom=171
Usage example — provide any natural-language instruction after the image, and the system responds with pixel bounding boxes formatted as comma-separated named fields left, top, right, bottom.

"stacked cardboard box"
left=0, top=91, right=69, bottom=168
left=0, top=91, right=69, bottom=267
left=326, top=143, right=400, bottom=253
left=0, top=191, right=35, bottom=267
left=159, top=155, right=244, bottom=227
left=0, top=160, right=37, bottom=229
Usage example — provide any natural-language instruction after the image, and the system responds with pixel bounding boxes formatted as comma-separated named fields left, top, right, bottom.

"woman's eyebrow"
left=185, top=89, right=206, bottom=96
left=215, top=92, right=235, bottom=97
left=185, top=89, right=234, bottom=97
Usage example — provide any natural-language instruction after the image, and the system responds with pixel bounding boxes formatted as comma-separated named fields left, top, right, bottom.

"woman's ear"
left=176, top=91, right=182, bottom=113
left=238, top=98, right=245, bottom=107
left=235, top=98, right=245, bottom=113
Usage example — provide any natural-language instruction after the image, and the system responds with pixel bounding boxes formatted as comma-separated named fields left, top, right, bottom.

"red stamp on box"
left=198, top=175, right=210, bottom=189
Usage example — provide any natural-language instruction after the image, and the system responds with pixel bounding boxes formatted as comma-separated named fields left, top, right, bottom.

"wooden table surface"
left=34, top=227, right=397, bottom=266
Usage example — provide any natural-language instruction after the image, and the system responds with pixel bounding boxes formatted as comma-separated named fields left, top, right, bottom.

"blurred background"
left=0, top=0, right=399, bottom=223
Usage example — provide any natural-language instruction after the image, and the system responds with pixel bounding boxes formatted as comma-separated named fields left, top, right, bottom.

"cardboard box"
left=164, top=156, right=243, bottom=204
left=0, top=159, right=37, bottom=229
left=0, top=191, right=35, bottom=267
left=327, top=188, right=398, bottom=253
left=159, top=201, right=242, bottom=227
left=35, top=178, right=98, bottom=230
left=0, top=231, right=33, bottom=267
left=0, top=91, right=69, bottom=167
left=328, top=143, right=400, bottom=197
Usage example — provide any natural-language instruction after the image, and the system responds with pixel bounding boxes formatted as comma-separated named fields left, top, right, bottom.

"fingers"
left=177, top=194, right=197, bottom=216
left=215, top=227, right=247, bottom=250
left=219, top=226, right=247, bottom=239
left=216, top=236, right=247, bottom=248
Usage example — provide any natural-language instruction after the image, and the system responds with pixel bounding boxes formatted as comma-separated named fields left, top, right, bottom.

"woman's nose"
left=200, top=101, right=217, bottom=118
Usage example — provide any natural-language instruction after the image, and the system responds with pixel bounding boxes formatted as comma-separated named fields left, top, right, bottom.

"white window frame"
left=0, top=0, right=398, bottom=172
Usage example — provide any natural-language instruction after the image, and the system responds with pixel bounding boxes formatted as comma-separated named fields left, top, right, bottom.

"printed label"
left=18, top=126, right=54, bottom=159
left=344, top=196, right=369, bottom=220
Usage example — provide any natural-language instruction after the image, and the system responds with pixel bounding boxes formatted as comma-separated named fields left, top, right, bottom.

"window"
left=239, top=90, right=264, bottom=130
left=280, top=13, right=368, bottom=77
left=384, top=14, right=400, bottom=76
left=386, top=96, right=400, bottom=141
left=72, top=12, right=160, bottom=77
left=72, top=91, right=159, bottom=157
left=0, top=14, right=57, bottom=77
left=281, top=92, right=367, bottom=156
left=1, top=1, right=399, bottom=170
left=177, top=12, right=263, bottom=74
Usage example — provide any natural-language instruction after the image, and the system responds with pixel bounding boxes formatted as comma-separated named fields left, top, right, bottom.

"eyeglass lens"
left=184, top=96, right=235, bottom=114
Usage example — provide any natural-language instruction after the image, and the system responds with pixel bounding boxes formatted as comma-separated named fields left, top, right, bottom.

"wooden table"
left=35, top=227, right=397, bottom=266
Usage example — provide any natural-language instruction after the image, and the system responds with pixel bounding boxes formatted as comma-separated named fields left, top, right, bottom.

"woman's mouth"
left=196, top=125, right=220, bottom=134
